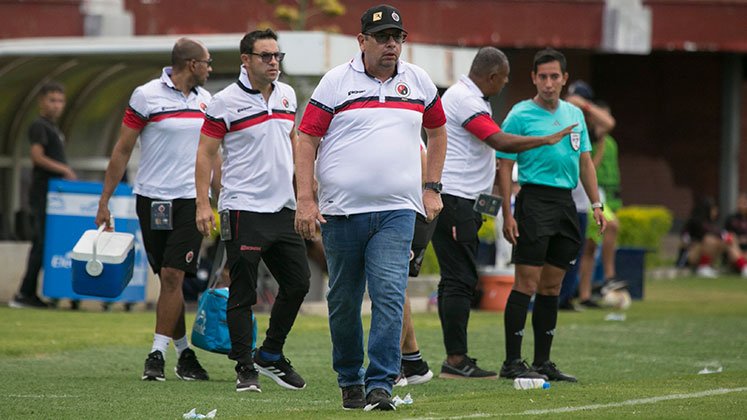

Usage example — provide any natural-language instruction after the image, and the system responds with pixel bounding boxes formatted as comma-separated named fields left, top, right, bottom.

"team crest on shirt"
left=395, top=82, right=410, bottom=97
left=199, top=102, right=207, bottom=112
left=282, top=97, right=290, bottom=108
left=570, top=132, right=581, bottom=151
left=185, top=250, right=194, bottom=264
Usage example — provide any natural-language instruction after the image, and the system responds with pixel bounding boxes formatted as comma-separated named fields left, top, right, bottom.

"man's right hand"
left=545, top=124, right=578, bottom=146
left=95, top=202, right=112, bottom=230
left=196, top=203, right=215, bottom=237
left=502, top=213, right=519, bottom=245
left=295, top=198, right=326, bottom=240
left=63, top=167, right=78, bottom=180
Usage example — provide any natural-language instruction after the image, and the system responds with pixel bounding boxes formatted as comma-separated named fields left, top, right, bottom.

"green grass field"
left=2, top=275, right=746, bottom=419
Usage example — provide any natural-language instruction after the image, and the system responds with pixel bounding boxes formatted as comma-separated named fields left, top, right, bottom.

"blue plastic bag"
left=191, top=287, right=257, bottom=354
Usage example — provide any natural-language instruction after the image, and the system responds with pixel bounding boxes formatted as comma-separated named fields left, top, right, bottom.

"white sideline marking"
left=4, top=394, right=78, bottom=398
left=408, top=387, right=747, bottom=419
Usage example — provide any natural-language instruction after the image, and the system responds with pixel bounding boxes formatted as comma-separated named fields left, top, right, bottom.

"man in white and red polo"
left=434, top=47, right=575, bottom=380
left=294, top=4, right=447, bottom=411
left=195, top=29, right=310, bottom=394
left=96, top=38, right=213, bottom=382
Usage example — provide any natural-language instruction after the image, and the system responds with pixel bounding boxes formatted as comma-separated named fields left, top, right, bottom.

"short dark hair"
left=240, top=29, right=278, bottom=55
left=39, top=81, right=64, bottom=97
left=533, top=48, right=566, bottom=73
left=469, top=47, right=508, bottom=78
left=171, top=38, right=206, bottom=70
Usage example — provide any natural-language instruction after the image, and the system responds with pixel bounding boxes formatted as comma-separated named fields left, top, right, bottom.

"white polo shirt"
left=201, top=67, right=297, bottom=213
left=441, top=75, right=501, bottom=200
left=122, top=67, right=212, bottom=200
left=298, top=52, right=446, bottom=216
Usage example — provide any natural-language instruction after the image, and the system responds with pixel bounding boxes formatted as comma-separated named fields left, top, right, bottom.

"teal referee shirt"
left=496, top=99, right=590, bottom=190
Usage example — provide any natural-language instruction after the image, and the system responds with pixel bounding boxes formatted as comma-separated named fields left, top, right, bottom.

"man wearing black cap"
left=295, top=3, right=447, bottom=411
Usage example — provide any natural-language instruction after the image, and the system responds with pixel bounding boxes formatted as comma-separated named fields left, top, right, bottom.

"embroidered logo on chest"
left=395, top=82, right=410, bottom=97
left=282, top=97, right=290, bottom=108
left=570, top=132, right=581, bottom=151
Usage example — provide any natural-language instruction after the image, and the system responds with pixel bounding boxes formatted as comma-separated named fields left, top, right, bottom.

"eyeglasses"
left=192, top=58, right=213, bottom=66
left=249, top=52, right=286, bottom=63
left=364, top=32, right=407, bottom=44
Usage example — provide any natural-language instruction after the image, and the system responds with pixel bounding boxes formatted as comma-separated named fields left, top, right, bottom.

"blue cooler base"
left=72, top=250, right=135, bottom=298
left=615, top=247, right=646, bottom=300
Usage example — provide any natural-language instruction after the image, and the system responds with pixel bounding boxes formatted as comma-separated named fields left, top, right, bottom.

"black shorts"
left=409, top=213, right=438, bottom=277
left=512, top=184, right=581, bottom=269
left=136, top=195, right=203, bottom=275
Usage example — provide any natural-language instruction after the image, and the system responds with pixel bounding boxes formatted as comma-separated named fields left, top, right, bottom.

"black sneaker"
left=236, top=363, right=261, bottom=392
left=364, top=388, right=396, bottom=411
left=394, top=367, right=408, bottom=387
left=142, top=351, right=165, bottom=381
left=578, top=299, right=602, bottom=309
left=533, top=360, right=578, bottom=382
left=402, top=359, right=434, bottom=385
left=341, top=385, right=366, bottom=410
left=439, top=356, right=497, bottom=379
left=253, top=353, right=306, bottom=390
left=499, top=359, right=548, bottom=380
left=8, top=293, right=49, bottom=309
left=175, top=348, right=209, bottom=381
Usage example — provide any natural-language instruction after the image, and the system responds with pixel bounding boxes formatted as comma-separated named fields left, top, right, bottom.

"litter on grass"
left=183, top=408, right=217, bottom=419
left=604, top=313, right=626, bottom=321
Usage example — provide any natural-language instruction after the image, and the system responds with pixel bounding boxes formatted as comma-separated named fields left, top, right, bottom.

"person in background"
left=724, top=192, right=747, bottom=277
left=682, top=197, right=746, bottom=278
left=10, top=81, right=77, bottom=309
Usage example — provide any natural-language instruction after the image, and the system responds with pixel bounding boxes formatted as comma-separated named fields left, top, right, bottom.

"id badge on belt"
left=151, top=201, right=173, bottom=230
left=219, top=210, right=232, bottom=241
left=473, top=193, right=503, bottom=217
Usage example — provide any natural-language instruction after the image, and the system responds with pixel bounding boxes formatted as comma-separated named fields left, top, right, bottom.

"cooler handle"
left=85, top=223, right=107, bottom=277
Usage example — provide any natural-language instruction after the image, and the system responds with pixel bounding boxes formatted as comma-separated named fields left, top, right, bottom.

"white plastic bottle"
left=513, top=377, right=551, bottom=390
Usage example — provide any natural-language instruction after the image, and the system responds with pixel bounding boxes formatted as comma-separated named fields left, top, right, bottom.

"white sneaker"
left=696, top=265, right=718, bottom=278
left=741, top=266, right=747, bottom=278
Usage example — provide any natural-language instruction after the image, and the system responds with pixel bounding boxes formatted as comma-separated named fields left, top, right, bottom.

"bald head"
left=171, top=38, right=207, bottom=71
left=469, top=47, right=508, bottom=79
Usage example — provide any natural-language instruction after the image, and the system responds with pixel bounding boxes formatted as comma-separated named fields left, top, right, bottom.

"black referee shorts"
left=512, top=184, right=581, bottom=269
left=136, top=195, right=203, bottom=275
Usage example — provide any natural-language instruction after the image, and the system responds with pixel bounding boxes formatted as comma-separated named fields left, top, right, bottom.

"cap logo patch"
left=186, top=250, right=194, bottom=264
left=373, top=11, right=382, bottom=21
left=395, top=82, right=410, bottom=97
left=391, top=11, right=400, bottom=22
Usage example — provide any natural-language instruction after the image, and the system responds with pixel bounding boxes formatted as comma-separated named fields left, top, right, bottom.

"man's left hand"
left=593, top=207, right=607, bottom=234
left=423, top=189, right=443, bottom=222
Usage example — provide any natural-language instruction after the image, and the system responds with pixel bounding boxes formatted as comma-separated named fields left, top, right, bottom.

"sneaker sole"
left=405, top=369, right=434, bottom=385
left=394, top=376, right=408, bottom=387
left=255, top=364, right=306, bottom=390
left=439, top=372, right=497, bottom=379
left=363, top=402, right=396, bottom=411
left=142, top=375, right=165, bottom=381
left=236, top=384, right=261, bottom=392
left=174, top=367, right=208, bottom=381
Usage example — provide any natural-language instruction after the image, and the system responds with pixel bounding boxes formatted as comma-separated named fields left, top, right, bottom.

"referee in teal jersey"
left=496, top=48, right=606, bottom=382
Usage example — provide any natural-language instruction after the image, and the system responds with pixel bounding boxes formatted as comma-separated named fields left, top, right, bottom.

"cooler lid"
left=71, top=229, right=134, bottom=264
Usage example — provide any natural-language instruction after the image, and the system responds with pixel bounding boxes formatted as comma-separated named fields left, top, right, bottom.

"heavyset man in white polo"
left=294, top=4, right=447, bottom=411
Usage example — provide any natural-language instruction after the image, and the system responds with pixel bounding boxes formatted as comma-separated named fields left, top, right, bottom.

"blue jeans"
left=321, top=210, right=415, bottom=395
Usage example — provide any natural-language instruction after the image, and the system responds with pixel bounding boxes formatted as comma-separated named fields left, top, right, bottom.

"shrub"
left=616, top=206, right=673, bottom=266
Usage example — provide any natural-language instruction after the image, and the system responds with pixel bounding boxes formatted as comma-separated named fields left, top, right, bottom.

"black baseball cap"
left=568, top=80, right=594, bottom=100
left=361, top=4, right=406, bottom=34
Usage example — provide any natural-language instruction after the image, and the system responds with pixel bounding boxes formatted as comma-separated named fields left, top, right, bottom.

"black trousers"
left=19, top=195, right=46, bottom=297
left=224, top=208, right=311, bottom=366
left=431, top=194, right=483, bottom=356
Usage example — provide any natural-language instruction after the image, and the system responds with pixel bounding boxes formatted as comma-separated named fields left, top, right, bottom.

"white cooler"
left=71, top=225, right=135, bottom=298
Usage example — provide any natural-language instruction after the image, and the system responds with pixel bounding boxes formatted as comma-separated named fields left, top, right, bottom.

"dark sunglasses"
left=364, top=32, right=407, bottom=44
left=192, top=58, right=213, bottom=65
left=249, top=52, right=286, bottom=63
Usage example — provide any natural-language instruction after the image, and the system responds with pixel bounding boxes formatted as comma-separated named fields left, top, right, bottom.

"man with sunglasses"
left=295, top=4, right=447, bottom=411
left=195, top=29, right=310, bottom=393
left=96, top=38, right=214, bottom=382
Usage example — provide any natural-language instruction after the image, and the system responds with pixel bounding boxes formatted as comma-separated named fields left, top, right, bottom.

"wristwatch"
left=591, top=202, right=604, bottom=211
left=423, top=182, right=443, bottom=194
